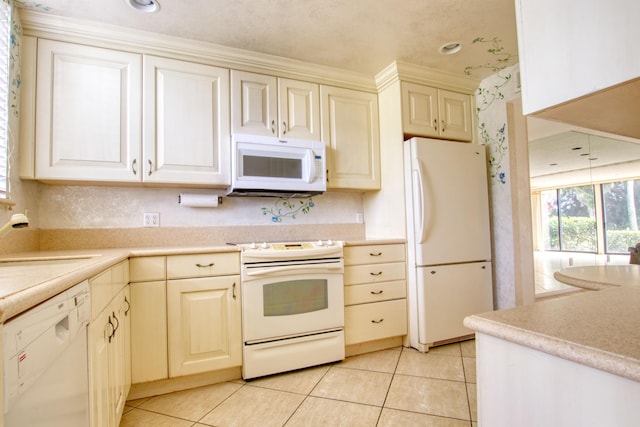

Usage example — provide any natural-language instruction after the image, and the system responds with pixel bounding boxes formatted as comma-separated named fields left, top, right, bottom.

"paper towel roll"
left=179, top=194, right=220, bottom=208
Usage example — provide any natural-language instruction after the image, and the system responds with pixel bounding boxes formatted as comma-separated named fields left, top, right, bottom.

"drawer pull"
left=369, top=252, right=382, bottom=256
left=196, top=262, right=215, bottom=268
left=370, top=271, right=383, bottom=276
left=371, top=318, right=384, bottom=324
left=370, top=290, right=384, bottom=295
left=232, top=282, right=237, bottom=300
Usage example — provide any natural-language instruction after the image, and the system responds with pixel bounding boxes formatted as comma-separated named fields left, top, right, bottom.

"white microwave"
left=227, top=134, right=327, bottom=197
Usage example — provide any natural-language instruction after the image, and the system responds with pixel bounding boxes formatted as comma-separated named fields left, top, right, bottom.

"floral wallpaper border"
left=465, top=37, right=517, bottom=185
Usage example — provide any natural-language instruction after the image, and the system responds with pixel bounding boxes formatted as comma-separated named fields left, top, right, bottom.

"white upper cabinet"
left=401, top=82, right=472, bottom=142
left=35, top=39, right=142, bottom=182
left=32, top=40, right=232, bottom=185
left=321, top=85, right=380, bottom=190
left=143, top=55, right=230, bottom=185
left=515, top=0, right=640, bottom=138
left=231, top=70, right=320, bottom=140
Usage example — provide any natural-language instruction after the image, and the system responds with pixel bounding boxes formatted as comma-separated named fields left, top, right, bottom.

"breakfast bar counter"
left=464, top=263, right=640, bottom=426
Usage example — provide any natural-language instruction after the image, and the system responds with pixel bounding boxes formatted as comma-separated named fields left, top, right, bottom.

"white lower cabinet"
left=343, top=244, right=407, bottom=345
left=129, top=252, right=242, bottom=383
left=167, top=275, right=241, bottom=377
left=88, top=261, right=131, bottom=427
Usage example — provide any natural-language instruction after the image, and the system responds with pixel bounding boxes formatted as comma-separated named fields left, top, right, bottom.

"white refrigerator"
left=404, top=137, right=494, bottom=351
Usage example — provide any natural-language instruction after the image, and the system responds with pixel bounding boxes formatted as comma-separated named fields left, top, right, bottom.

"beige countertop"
left=0, top=239, right=402, bottom=322
left=0, top=245, right=241, bottom=322
left=554, top=264, right=640, bottom=290
left=465, top=263, right=640, bottom=382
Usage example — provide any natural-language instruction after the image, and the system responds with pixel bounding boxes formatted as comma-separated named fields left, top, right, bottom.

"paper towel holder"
left=178, top=194, right=223, bottom=207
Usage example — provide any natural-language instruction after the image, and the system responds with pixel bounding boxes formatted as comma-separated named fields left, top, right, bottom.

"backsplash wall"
left=36, top=184, right=365, bottom=229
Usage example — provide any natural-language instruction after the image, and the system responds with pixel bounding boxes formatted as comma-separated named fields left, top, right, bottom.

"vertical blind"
left=0, top=1, right=9, bottom=199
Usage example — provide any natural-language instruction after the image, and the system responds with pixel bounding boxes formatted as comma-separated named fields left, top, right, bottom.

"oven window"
left=263, top=279, right=328, bottom=316
left=243, top=155, right=302, bottom=179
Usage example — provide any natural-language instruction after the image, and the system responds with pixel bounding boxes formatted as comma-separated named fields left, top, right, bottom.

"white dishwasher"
left=3, top=280, right=91, bottom=427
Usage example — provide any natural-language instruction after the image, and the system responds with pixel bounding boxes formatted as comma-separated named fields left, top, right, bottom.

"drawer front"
left=130, top=256, right=166, bottom=282
left=344, top=262, right=406, bottom=285
left=344, top=244, right=405, bottom=265
left=345, top=280, right=406, bottom=306
left=167, top=252, right=240, bottom=279
left=345, top=299, right=407, bottom=345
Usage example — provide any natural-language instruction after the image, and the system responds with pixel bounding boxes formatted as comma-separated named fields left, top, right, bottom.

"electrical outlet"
left=143, top=212, right=159, bottom=227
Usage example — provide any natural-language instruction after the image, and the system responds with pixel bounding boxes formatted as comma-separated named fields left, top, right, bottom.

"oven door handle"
left=244, top=263, right=343, bottom=277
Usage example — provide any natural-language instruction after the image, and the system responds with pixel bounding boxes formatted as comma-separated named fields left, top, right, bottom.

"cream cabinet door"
left=89, top=307, right=113, bottom=427
left=35, top=39, right=142, bottom=182
left=401, top=82, right=439, bottom=138
left=321, top=85, right=380, bottom=190
left=109, top=287, right=130, bottom=423
left=437, top=89, right=472, bottom=142
left=278, top=78, right=320, bottom=140
left=143, top=56, right=230, bottom=185
left=130, top=280, right=168, bottom=383
left=167, top=275, right=241, bottom=377
left=401, top=82, right=473, bottom=142
left=231, top=70, right=278, bottom=136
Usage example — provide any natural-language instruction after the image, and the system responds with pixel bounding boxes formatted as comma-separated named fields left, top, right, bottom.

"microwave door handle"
left=306, top=150, right=316, bottom=183
left=245, top=263, right=342, bottom=277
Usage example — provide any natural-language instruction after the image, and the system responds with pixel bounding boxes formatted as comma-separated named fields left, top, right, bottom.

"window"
left=540, top=185, right=597, bottom=253
left=0, top=1, right=9, bottom=200
left=602, top=179, right=640, bottom=254
left=537, top=179, right=640, bottom=255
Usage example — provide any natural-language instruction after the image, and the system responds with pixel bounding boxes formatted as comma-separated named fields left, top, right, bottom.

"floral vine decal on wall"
left=14, top=1, right=53, bottom=12
left=261, top=197, right=315, bottom=222
left=465, top=37, right=516, bottom=185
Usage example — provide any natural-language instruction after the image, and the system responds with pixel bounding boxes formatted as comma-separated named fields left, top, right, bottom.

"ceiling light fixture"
left=439, top=42, right=462, bottom=55
left=127, top=0, right=160, bottom=13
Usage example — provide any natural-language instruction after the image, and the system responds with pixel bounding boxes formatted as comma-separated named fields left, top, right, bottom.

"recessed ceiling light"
left=549, top=163, right=558, bottom=166
left=439, top=42, right=462, bottom=55
left=571, top=146, right=583, bottom=150
left=127, top=0, right=160, bottom=13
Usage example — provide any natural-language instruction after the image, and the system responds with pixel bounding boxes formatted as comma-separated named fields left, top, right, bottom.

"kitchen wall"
left=475, top=63, right=527, bottom=309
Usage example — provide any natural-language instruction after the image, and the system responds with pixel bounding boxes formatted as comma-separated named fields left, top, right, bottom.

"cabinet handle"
left=370, top=290, right=384, bottom=295
left=107, top=316, right=115, bottom=343
left=124, top=296, right=131, bottom=316
left=132, top=159, right=137, bottom=175
left=369, top=252, right=382, bottom=257
left=441, top=120, right=445, bottom=133
left=271, top=119, right=276, bottom=134
left=433, top=119, right=438, bottom=132
left=195, top=262, right=215, bottom=268
left=370, top=271, right=383, bottom=276
left=282, top=121, right=287, bottom=135
left=112, top=311, right=120, bottom=337
left=232, top=282, right=237, bottom=300
left=371, top=319, right=384, bottom=324
left=148, top=159, right=153, bottom=176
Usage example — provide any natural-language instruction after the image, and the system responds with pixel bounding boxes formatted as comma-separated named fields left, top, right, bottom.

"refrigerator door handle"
left=414, top=160, right=427, bottom=244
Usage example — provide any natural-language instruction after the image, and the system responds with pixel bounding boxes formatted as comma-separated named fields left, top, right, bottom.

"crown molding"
left=375, top=60, right=480, bottom=94
left=18, top=9, right=378, bottom=92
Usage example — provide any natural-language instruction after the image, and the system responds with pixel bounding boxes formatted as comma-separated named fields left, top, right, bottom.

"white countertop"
left=465, top=263, right=640, bottom=382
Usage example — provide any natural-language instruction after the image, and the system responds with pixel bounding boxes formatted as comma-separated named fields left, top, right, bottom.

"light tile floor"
left=121, top=340, right=478, bottom=427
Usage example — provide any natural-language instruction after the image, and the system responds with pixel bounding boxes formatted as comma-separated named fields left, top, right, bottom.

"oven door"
left=242, top=272, right=344, bottom=343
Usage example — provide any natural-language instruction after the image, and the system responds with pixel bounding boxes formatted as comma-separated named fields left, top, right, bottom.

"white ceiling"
left=15, top=0, right=519, bottom=80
